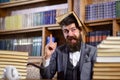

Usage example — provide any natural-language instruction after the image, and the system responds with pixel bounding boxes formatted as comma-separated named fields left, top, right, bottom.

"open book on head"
left=56, top=11, right=87, bottom=35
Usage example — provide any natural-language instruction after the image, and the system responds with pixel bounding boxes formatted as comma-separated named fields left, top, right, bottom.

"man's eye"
left=63, top=30, right=68, bottom=33
left=71, top=28, right=76, bottom=32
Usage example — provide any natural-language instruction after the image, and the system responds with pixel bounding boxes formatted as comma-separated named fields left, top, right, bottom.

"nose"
left=67, top=30, right=73, bottom=36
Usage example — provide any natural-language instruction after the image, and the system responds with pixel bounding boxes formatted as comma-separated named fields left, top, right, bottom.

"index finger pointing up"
left=50, top=34, right=53, bottom=43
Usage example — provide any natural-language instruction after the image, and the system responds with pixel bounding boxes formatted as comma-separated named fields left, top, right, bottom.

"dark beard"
left=66, top=35, right=81, bottom=52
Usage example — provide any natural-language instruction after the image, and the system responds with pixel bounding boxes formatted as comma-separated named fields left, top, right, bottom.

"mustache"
left=66, top=36, right=77, bottom=40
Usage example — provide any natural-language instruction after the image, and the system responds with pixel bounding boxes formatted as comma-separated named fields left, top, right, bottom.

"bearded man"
left=40, top=11, right=97, bottom=80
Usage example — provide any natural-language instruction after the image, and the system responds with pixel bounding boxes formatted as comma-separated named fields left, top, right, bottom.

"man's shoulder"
left=83, top=42, right=97, bottom=50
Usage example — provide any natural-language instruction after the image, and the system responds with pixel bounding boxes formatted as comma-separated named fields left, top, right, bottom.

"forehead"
left=62, top=23, right=76, bottom=29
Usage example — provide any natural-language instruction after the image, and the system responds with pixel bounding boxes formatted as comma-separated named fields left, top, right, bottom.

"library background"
left=0, top=0, right=120, bottom=79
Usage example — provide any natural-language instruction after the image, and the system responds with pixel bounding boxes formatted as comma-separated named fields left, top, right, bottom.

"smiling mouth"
left=68, top=39, right=77, bottom=44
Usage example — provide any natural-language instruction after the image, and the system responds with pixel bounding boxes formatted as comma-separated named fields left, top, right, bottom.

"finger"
left=46, top=42, right=57, bottom=51
left=49, top=34, right=53, bottom=43
left=46, top=43, right=53, bottom=50
left=50, top=42, right=57, bottom=50
left=53, top=42, right=57, bottom=48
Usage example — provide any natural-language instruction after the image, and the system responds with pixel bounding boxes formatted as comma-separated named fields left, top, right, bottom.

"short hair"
left=59, top=14, right=81, bottom=30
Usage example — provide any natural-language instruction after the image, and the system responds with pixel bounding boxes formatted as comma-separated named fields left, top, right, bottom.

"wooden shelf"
left=28, top=56, right=43, bottom=64
left=47, top=24, right=61, bottom=30
left=0, top=24, right=60, bottom=35
left=85, top=18, right=113, bottom=26
left=0, top=27, right=42, bottom=35
left=85, top=18, right=120, bottom=26
left=0, top=0, right=47, bottom=8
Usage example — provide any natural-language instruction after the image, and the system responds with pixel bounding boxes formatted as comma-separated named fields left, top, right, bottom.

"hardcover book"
left=97, top=52, right=120, bottom=57
left=97, top=43, right=120, bottom=48
left=56, top=11, right=87, bottom=35
left=97, top=48, right=120, bottom=52
left=94, top=62, right=120, bottom=67
left=106, top=36, right=120, bottom=40
left=96, top=57, right=120, bottom=62
left=101, top=40, right=120, bottom=45
left=93, top=75, right=120, bottom=80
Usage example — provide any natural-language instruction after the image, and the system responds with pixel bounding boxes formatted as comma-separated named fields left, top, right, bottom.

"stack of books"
left=93, top=36, right=120, bottom=80
left=0, top=50, right=28, bottom=79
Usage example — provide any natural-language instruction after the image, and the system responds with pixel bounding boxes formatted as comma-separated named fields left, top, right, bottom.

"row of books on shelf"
left=0, top=0, right=36, bottom=3
left=0, top=8, right=67, bottom=30
left=93, top=36, right=120, bottom=80
left=0, top=0, right=9, bottom=3
left=86, top=30, right=111, bottom=46
left=0, top=0, right=116, bottom=5
left=85, top=0, right=120, bottom=21
left=0, top=0, right=21, bottom=3
left=11, top=3, right=68, bottom=15
left=92, top=0, right=116, bottom=4
left=0, top=3, right=68, bottom=30
left=0, top=37, right=42, bottom=56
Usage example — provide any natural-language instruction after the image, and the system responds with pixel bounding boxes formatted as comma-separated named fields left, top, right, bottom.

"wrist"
left=42, top=56, right=50, bottom=67
left=44, top=55, right=51, bottom=60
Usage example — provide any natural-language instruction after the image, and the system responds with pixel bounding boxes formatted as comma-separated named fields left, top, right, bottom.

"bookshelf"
left=0, top=24, right=60, bottom=35
left=0, top=0, right=48, bottom=8
left=80, top=0, right=120, bottom=36
left=1, top=0, right=120, bottom=62
left=85, top=18, right=120, bottom=36
left=71, top=0, right=120, bottom=46
left=0, top=0, right=69, bottom=63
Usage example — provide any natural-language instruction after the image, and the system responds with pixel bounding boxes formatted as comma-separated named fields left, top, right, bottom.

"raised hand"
left=44, top=34, right=57, bottom=59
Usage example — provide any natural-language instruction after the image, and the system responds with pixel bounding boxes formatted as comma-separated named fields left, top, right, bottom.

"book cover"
left=94, top=63, right=120, bottom=67
left=96, top=56, right=120, bottom=62
left=97, top=48, right=120, bottom=52
left=56, top=11, right=87, bottom=35
left=97, top=52, right=120, bottom=57
left=101, top=40, right=120, bottom=45
left=94, top=71, right=120, bottom=76
left=93, top=75, right=120, bottom=80
left=97, top=44, right=120, bottom=48
left=0, top=50, right=28, bottom=56
left=93, top=67, right=120, bottom=72
left=106, top=36, right=120, bottom=40
left=36, top=37, right=42, bottom=56
left=0, top=62, right=27, bottom=66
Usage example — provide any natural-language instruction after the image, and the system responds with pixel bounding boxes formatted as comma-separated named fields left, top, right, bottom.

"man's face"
left=62, top=23, right=81, bottom=52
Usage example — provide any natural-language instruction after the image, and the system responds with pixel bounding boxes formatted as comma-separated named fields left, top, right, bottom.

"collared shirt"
left=43, top=51, right=81, bottom=67
left=69, top=51, right=81, bottom=67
